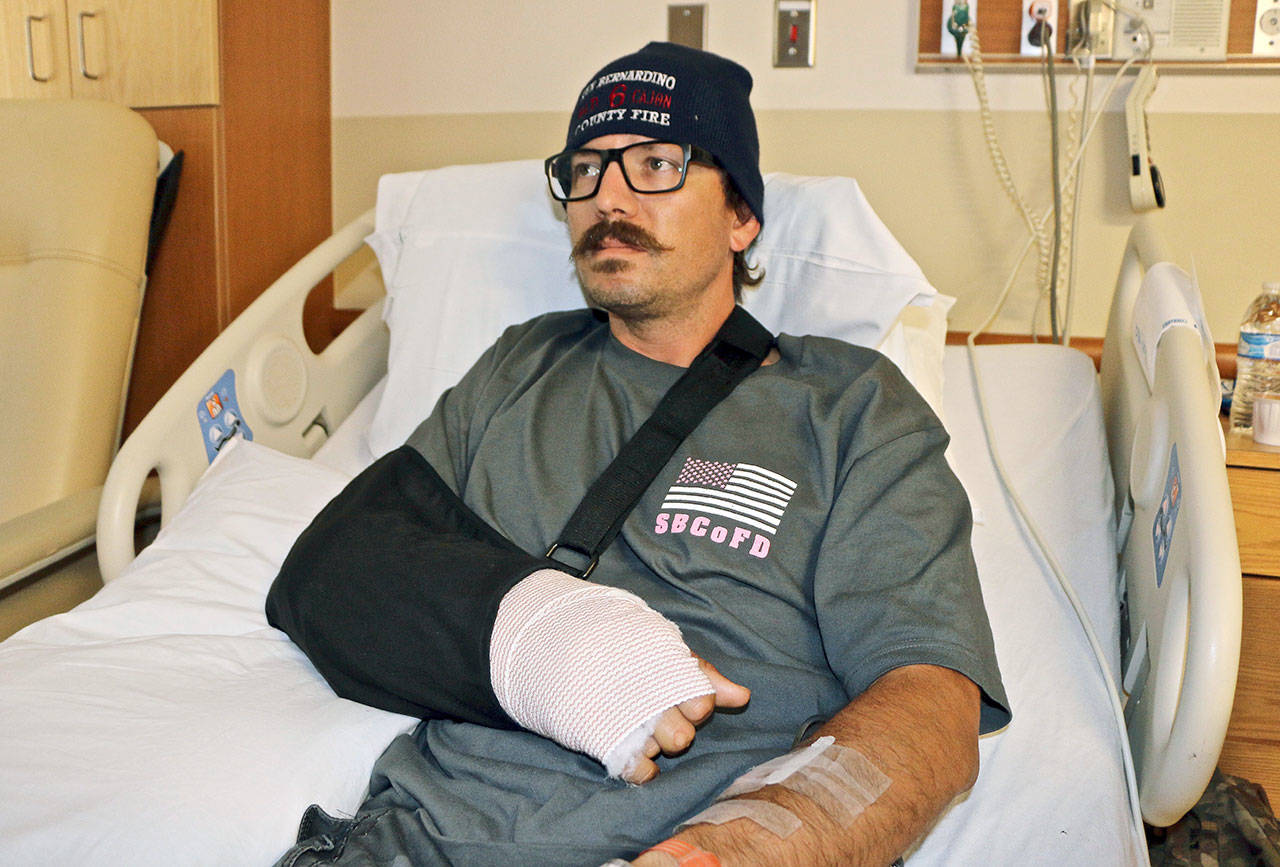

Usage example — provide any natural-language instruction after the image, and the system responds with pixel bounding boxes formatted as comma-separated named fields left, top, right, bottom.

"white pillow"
left=876, top=293, right=955, bottom=424
left=364, top=162, right=585, bottom=458
left=744, top=173, right=938, bottom=349
left=364, top=161, right=946, bottom=456
left=0, top=438, right=416, bottom=866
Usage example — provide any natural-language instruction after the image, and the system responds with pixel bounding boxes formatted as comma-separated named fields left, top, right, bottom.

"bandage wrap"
left=490, top=569, right=714, bottom=777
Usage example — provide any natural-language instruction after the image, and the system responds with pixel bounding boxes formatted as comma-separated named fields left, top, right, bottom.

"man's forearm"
left=639, top=664, right=981, bottom=866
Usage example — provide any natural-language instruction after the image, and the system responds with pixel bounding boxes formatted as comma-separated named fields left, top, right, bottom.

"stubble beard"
left=571, top=220, right=673, bottom=321
left=577, top=264, right=668, bottom=323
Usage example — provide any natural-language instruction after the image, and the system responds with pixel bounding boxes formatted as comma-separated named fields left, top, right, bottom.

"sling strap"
left=268, top=305, right=775, bottom=726
left=547, top=305, right=775, bottom=578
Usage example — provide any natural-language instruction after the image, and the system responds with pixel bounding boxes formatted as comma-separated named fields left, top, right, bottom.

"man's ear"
left=730, top=207, right=761, bottom=253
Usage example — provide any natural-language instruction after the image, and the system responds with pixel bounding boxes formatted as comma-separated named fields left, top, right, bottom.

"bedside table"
left=1215, top=420, right=1280, bottom=806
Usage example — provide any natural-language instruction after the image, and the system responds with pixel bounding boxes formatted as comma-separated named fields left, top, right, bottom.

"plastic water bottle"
left=1229, top=283, right=1280, bottom=432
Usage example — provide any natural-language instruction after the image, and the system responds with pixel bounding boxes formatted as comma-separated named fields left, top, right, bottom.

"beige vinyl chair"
left=0, top=99, right=157, bottom=591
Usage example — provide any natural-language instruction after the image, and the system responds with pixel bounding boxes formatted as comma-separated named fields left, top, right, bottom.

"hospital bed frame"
left=97, top=212, right=1242, bottom=830
left=1100, top=221, right=1242, bottom=827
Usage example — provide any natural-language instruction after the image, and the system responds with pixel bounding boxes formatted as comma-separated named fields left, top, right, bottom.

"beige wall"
left=333, top=107, right=1280, bottom=340
left=330, top=1, right=1280, bottom=340
left=331, top=1, right=1280, bottom=115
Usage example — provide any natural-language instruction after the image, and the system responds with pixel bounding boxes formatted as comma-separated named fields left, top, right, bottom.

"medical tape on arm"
left=679, top=799, right=805, bottom=839
left=680, top=736, right=892, bottom=837
left=489, top=568, right=714, bottom=778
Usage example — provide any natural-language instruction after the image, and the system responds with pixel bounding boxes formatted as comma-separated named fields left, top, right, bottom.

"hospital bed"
left=0, top=161, right=1241, bottom=865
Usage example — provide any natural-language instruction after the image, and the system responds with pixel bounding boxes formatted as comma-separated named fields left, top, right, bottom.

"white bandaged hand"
left=489, top=568, right=715, bottom=778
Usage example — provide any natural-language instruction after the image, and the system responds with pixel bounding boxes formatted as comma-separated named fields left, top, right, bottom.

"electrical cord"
left=1029, top=52, right=1141, bottom=342
left=1035, top=46, right=1089, bottom=344
left=1045, top=39, right=1063, bottom=342
left=963, top=332, right=1151, bottom=865
left=958, top=10, right=1161, bottom=861
left=963, top=23, right=1063, bottom=343
left=1033, top=46, right=1079, bottom=343
left=957, top=87, right=1151, bottom=854
left=963, top=68, right=1151, bottom=866
left=962, top=27, right=1051, bottom=300
left=961, top=205, right=1151, bottom=865
left=968, top=3, right=1148, bottom=343
left=1060, top=53, right=1096, bottom=345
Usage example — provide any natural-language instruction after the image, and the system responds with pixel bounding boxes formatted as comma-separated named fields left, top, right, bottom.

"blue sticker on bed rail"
left=196, top=369, right=253, bottom=463
left=1151, top=444, right=1181, bottom=588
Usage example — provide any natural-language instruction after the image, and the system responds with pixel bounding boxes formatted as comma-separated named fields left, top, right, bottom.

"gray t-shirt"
left=384, top=309, right=1008, bottom=862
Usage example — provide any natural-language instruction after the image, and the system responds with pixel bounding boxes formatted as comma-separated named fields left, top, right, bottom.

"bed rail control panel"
left=196, top=370, right=253, bottom=463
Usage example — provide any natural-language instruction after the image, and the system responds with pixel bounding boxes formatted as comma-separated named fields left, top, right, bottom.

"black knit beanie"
left=565, top=41, right=764, bottom=226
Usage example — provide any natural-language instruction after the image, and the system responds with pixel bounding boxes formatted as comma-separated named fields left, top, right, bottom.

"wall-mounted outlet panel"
left=668, top=4, right=706, bottom=51
left=1021, top=2, right=1059, bottom=56
left=1112, top=0, right=1230, bottom=61
left=774, top=0, right=815, bottom=67
left=1255, top=0, right=1280, bottom=55
left=940, top=0, right=977, bottom=57
left=1067, top=0, right=1115, bottom=56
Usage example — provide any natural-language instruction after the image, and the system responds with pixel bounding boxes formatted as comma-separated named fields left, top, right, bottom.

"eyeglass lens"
left=548, top=142, right=690, bottom=201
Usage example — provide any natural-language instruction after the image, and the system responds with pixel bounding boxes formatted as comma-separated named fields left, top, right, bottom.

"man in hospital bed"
left=267, top=42, right=1010, bottom=867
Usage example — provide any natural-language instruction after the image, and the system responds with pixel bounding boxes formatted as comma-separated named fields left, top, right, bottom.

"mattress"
left=910, top=343, right=1138, bottom=864
left=0, top=343, right=1143, bottom=865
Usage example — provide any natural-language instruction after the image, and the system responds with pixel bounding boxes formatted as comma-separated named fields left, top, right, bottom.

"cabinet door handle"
left=77, top=10, right=100, bottom=80
left=25, top=15, right=51, bottom=83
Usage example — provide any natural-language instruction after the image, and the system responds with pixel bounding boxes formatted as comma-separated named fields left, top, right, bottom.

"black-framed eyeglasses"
left=544, top=141, right=715, bottom=203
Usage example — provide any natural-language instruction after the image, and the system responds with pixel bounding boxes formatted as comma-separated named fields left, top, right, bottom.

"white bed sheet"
left=909, top=343, right=1138, bottom=864
left=0, top=344, right=1140, bottom=865
left=0, top=442, right=417, bottom=866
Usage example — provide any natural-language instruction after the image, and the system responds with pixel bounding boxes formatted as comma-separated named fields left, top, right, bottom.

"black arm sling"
left=266, top=307, right=774, bottom=728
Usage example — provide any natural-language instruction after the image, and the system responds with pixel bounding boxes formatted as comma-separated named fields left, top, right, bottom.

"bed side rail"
left=1100, top=216, right=1243, bottom=827
left=97, top=210, right=387, bottom=583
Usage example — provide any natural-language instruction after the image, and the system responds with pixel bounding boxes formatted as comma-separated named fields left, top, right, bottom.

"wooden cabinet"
left=123, top=2, right=334, bottom=434
left=1, top=0, right=217, bottom=106
left=1, top=1, right=71, bottom=98
left=1216, top=423, right=1280, bottom=805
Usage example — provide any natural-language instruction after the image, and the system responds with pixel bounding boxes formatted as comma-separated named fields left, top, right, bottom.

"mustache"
left=571, top=220, right=672, bottom=259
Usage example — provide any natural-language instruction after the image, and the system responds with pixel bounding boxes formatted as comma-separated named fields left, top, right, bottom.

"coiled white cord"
left=962, top=28, right=1051, bottom=301
left=965, top=9, right=1149, bottom=342
left=959, top=12, right=1157, bottom=862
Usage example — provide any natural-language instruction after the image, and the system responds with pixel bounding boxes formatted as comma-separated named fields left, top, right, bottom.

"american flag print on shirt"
left=661, top=457, right=797, bottom=535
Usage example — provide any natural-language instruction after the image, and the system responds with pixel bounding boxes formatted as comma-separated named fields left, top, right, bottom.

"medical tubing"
left=962, top=17, right=1150, bottom=850
left=1045, top=42, right=1063, bottom=342
left=964, top=339, right=1148, bottom=860
left=1024, top=55, right=1138, bottom=341
left=1062, top=56, right=1096, bottom=345
left=963, top=337, right=1148, bottom=860
left=969, top=19, right=1134, bottom=341
left=1043, top=54, right=1084, bottom=344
